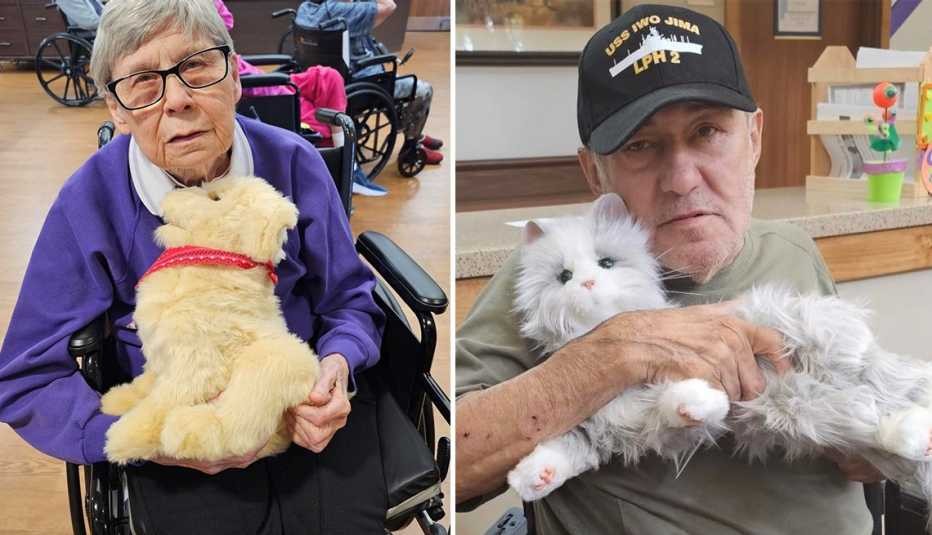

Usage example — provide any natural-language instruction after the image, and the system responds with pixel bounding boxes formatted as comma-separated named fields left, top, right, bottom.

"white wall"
left=836, top=269, right=932, bottom=360
left=455, top=66, right=580, bottom=160
left=890, top=0, right=932, bottom=51
left=455, top=0, right=726, bottom=161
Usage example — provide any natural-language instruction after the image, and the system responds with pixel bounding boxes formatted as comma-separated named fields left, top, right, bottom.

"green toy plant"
left=862, top=82, right=908, bottom=202
left=864, top=82, right=901, bottom=162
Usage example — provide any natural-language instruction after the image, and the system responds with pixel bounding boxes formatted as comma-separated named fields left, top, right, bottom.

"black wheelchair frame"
left=64, top=112, right=450, bottom=535
left=34, top=1, right=98, bottom=107
left=268, top=8, right=429, bottom=180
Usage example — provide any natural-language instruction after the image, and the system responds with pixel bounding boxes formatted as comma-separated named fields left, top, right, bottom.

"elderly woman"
left=0, top=0, right=387, bottom=532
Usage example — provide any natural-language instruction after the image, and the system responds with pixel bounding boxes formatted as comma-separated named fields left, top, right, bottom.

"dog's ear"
left=258, top=196, right=298, bottom=263
left=161, top=187, right=210, bottom=228
left=154, top=223, right=191, bottom=247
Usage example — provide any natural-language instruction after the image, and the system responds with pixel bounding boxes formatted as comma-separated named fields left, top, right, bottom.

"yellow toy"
left=101, top=175, right=319, bottom=464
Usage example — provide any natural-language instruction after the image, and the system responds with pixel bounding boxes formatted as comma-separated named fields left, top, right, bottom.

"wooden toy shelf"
left=807, top=46, right=932, bottom=199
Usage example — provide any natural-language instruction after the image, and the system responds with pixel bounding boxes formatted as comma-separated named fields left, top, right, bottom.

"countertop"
left=456, top=186, right=932, bottom=279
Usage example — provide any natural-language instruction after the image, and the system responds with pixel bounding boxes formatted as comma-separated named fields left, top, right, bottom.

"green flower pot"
left=864, top=159, right=908, bottom=203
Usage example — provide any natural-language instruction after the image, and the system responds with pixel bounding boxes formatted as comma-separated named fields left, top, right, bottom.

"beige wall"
left=456, top=0, right=726, bottom=161
left=890, top=0, right=932, bottom=51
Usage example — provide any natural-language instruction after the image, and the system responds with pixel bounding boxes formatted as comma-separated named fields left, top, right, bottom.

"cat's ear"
left=523, top=221, right=545, bottom=244
left=591, top=193, right=629, bottom=224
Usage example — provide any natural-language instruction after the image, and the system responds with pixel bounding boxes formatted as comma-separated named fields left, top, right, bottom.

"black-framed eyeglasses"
left=106, top=45, right=232, bottom=111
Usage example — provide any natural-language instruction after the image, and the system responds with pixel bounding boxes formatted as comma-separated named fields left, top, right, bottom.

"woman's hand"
left=149, top=441, right=267, bottom=475
left=286, top=353, right=352, bottom=453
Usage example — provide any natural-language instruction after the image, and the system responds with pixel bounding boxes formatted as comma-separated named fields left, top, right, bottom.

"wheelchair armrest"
left=354, top=53, right=397, bottom=71
left=356, top=231, right=448, bottom=315
left=240, top=54, right=295, bottom=67
left=314, top=108, right=357, bottom=143
left=240, top=72, right=293, bottom=89
left=68, top=317, right=106, bottom=357
left=68, top=316, right=108, bottom=393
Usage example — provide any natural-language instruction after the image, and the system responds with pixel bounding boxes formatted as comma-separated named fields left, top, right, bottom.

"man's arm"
left=456, top=303, right=789, bottom=503
left=373, top=0, right=396, bottom=27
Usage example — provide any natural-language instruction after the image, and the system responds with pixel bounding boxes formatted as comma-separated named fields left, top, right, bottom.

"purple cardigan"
left=0, top=115, right=384, bottom=464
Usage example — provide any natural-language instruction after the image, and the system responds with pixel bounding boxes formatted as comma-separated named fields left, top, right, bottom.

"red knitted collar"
left=137, top=246, right=278, bottom=286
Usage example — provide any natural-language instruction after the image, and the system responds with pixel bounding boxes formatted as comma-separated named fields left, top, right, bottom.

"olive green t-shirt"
left=456, top=219, right=873, bottom=535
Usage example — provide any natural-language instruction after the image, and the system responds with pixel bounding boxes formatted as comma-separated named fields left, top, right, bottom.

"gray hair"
left=89, top=0, right=235, bottom=93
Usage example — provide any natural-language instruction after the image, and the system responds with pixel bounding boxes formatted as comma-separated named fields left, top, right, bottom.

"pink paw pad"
left=533, top=467, right=555, bottom=490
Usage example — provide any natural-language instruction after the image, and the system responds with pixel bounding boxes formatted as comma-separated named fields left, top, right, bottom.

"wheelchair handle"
left=97, top=122, right=114, bottom=149
left=399, top=48, right=416, bottom=66
left=272, top=8, right=296, bottom=19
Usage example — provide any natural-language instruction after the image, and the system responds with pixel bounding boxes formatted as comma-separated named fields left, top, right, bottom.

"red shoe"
left=420, top=134, right=444, bottom=150
left=423, top=146, right=443, bottom=165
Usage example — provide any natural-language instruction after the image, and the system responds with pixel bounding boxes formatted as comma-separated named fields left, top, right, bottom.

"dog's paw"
left=507, top=445, right=573, bottom=501
left=160, top=405, right=226, bottom=461
left=101, top=384, right=142, bottom=416
left=878, top=407, right=932, bottom=460
left=659, top=379, right=730, bottom=428
left=105, top=414, right=161, bottom=464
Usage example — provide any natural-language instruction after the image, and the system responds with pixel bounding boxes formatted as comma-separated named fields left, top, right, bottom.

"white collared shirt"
left=129, top=120, right=254, bottom=216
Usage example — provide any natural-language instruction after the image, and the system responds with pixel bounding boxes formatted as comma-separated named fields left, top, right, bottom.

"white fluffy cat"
left=507, top=193, right=932, bottom=517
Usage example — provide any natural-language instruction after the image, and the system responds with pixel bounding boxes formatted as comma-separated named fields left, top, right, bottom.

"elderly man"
left=456, top=5, right=877, bottom=534
left=0, top=0, right=387, bottom=533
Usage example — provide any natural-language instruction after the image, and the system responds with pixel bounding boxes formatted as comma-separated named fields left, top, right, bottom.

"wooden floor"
left=0, top=31, right=450, bottom=534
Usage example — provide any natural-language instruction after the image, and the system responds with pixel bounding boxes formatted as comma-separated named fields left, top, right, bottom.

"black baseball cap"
left=578, top=4, right=757, bottom=155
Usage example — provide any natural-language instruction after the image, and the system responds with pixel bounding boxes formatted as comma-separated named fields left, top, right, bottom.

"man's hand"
left=150, top=441, right=267, bottom=475
left=286, top=353, right=352, bottom=453
left=588, top=301, right=791, bottom=402
left=825, top=449, right=885, bottom=483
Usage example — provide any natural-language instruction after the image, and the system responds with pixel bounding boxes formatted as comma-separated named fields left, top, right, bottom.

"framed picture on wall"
left=456, top=1, right=622, bottom=65
left=773, top=0, right=822, bottom=39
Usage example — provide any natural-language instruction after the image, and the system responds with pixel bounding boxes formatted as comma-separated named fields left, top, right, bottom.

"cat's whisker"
left=673, top=442, right=703, bottom=479
left=654, top=246, right=676, bottom=260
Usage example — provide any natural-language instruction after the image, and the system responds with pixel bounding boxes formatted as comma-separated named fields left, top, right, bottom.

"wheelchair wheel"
left=346, top=84, right=398, bottom=181
left=35, top=32, right=97, bottom=107
left=397, top=144, right=427, bottom=178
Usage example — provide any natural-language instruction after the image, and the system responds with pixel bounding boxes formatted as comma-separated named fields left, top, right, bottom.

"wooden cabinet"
left=0, top=0, right=65, bottom=60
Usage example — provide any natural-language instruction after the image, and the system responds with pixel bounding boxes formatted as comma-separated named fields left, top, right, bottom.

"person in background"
left=55, top=0, right=103, bottom=31
left=214, top=0, right=347, bottom=146
left=296, top=0, right=445, bottom=167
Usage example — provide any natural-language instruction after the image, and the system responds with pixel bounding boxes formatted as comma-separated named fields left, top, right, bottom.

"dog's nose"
left=581, top=279, right=595, bottom=290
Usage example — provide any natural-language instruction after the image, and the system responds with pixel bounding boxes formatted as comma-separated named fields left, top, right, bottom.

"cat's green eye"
left=598, top=257, right=616, bottom=269
left=558, top=269, right=573, bottom=284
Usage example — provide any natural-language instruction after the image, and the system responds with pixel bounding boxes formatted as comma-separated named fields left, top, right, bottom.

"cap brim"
left=587, top=82, right=758, bottom=155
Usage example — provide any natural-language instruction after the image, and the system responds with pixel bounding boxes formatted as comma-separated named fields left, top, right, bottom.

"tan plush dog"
left=101, top=175, right=319, bottom=464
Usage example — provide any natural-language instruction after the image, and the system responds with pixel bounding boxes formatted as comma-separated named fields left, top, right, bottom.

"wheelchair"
left=33, top=1, right=98, bottom=107
left=64, top=112, right=451, bottom=535
left=263, top=8, right=430, bottom=180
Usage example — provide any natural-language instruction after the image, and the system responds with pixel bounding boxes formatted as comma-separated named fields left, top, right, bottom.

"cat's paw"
left=878, top=407, right=932, bottom=460
left=507, top=445, right=572, bottom=501
left=659, top=379, right=730, bottom=428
